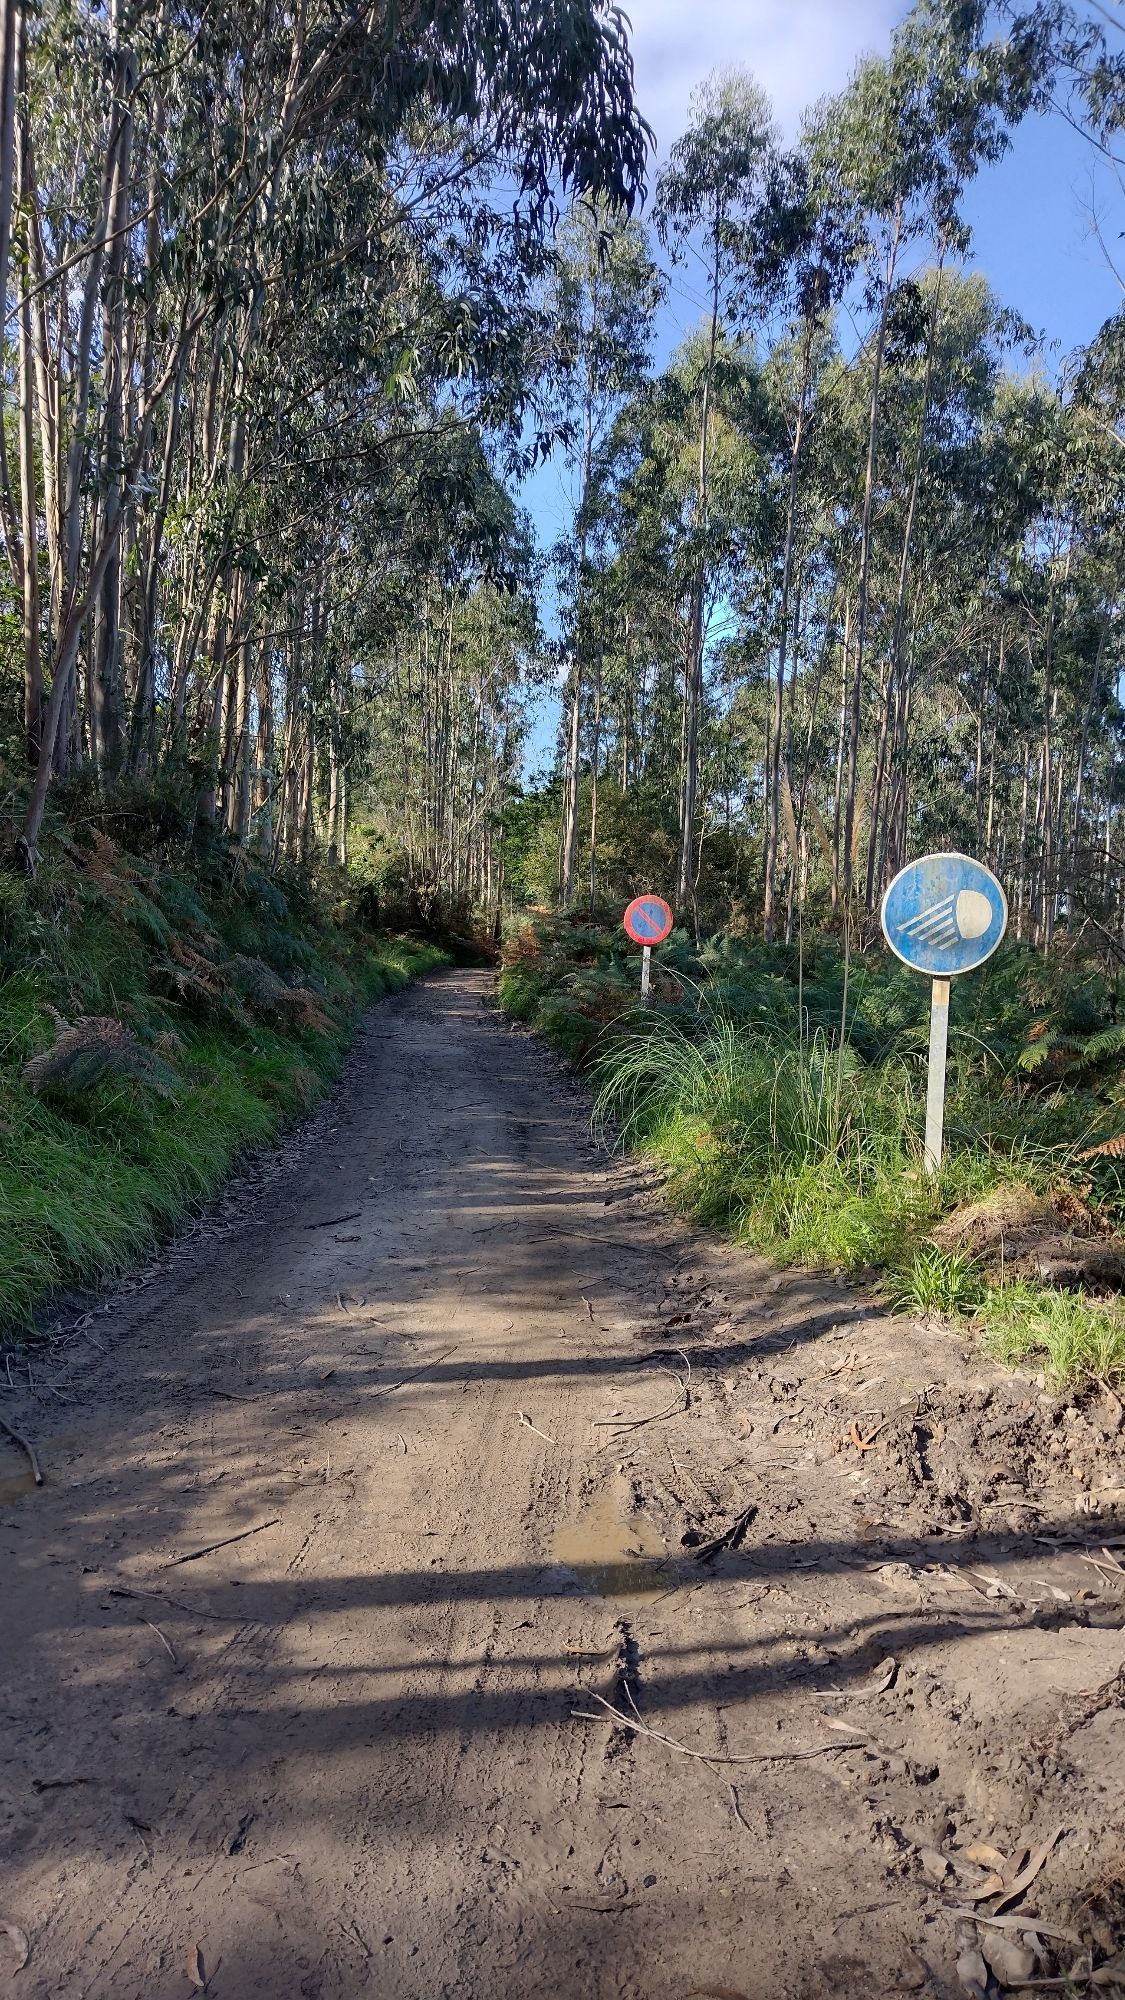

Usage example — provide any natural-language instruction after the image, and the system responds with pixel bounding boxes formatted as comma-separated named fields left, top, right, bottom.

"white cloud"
left=624, top=0, right=905, bottom=154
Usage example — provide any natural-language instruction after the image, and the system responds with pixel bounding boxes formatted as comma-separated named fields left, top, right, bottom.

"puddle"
left=0, top=1466, right=38, bottom=1503
left=552, top=1481, right=670, bottom=1601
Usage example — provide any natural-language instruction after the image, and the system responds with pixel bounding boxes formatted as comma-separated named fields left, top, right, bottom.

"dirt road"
left=1, top=971, right=1122, bottom=1999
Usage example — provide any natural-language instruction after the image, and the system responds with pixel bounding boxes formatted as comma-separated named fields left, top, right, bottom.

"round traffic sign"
left=881, top=852, right=1007, bottom=977
left=623, top=894, right=674, bottom=946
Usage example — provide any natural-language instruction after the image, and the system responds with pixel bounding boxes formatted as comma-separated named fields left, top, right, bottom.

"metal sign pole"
left=924, top=976, right=950, bottom=1176
left=641, top=945, right=652, bottom=1005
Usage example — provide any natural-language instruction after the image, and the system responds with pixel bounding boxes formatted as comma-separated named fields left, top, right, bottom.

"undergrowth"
left=499, top=911, right=1125, bottom=1389
left=0, top=796, right=446, bottom=1334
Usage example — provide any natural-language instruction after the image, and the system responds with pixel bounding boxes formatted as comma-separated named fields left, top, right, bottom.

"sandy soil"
left=0, top=969, right=1122, bottom=2000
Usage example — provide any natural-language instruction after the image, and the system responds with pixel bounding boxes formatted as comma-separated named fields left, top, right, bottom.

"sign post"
left=623, top=895, right=674, bottom=1004
left=880, top=853, right=1008, bottom=1176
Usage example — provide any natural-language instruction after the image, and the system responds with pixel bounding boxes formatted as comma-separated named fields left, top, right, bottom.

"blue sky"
left=520, top=0, right=1124, bottom=760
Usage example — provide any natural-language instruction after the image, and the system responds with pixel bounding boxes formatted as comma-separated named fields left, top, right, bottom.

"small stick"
left=572, top=1693, right=867, bottom=1766
left=0, top=1411, right=43, bottom=1484
left=691, top=1504, right=757, bottom=1565
left=108, top=1584, right=238, bottom=1622
left=140, top=1616, right=179, bottom=1666
left=165, top=1518, right=280, bottom=1567
left=367, top=1346, right=457, bottom=1403
left=594, top=1352, right=691, bottom=1438
left=516, top=1411, right=557, bottom=1445
left=303, top=1212, right=360, bottom=1230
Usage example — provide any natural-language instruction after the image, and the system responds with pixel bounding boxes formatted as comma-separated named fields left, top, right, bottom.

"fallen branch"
left=0, top=1411, right=43, bottom=1484
left=572, top=1693, right=867, bottom=1766
left=165, top=1518, right=280, bottom=1567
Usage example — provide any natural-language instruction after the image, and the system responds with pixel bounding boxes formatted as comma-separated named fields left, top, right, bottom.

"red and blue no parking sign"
left=623, top=895, right=674, bottom=946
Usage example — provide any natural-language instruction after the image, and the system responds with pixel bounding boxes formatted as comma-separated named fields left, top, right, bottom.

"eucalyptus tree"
left=539, top=197, right=661, bottom=905
left=653, top=68, right=775, bottom=913
left=804, top=0, right=1049, bottom=907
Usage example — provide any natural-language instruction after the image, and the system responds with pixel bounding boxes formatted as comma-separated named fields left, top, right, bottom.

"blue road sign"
left=881, top=852, right=1008, bottom=977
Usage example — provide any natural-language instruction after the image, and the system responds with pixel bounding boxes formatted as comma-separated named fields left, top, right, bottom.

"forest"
left=3, top=9, right=1125, bottom=1991
left=0, top=0, right=1122, bottom=1363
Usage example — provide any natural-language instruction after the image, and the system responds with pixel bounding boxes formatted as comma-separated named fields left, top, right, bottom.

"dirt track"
left=1, top=969, right=1123, bottom=1999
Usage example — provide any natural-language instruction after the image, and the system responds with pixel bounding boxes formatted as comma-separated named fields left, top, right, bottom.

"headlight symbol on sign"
left=881, top=854, right=1007, bottom=978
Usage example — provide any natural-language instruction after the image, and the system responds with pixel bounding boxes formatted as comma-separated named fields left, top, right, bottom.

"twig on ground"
left=367, top=1346, right=457, bottom=1403
left=534, top=1225, right=678, bottom=1256
left=140, top=1616, right=179, bottom=1667
left=0, top=1411, right=43, bottom=1484
left=107, top=1584, right=239, bottom=1621
left=691, top=1504, right=757, bottom=1565
left=516, top=1410, right=557, bottom=1445
left=571, top=1692, right=867, bottom=1766
left=165, top=1518, right=280, bottom=1567
left=303, top=1212, right=360, bottom=1230
left=946, top=1910, right=1080, bottom=1947
left=594, top=1351, right=692, bottom=1439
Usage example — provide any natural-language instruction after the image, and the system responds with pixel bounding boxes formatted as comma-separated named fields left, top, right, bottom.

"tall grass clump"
left=976, top=1282, right=1125, bottom=1388
left=594, top=1019, right=944, bottom=1270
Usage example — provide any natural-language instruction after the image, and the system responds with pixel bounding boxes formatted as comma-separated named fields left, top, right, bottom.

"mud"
left=0, top=969, right=1122, bottom=1999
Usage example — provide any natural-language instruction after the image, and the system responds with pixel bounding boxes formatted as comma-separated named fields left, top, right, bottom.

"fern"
left=23, top=1012, right=180, bottom=1097
left=1071, top=1023, right=1125, bottom=1070
left=224, top=955, right=332, bottom=1033
left=1078, top=1134, right=1125, bottom=1161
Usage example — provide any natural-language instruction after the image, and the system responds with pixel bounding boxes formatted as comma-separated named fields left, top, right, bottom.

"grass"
left=0, top=805, right=446, bottom=1336
left=888, top=1246, right=986, bottom=1318
left=499, top=911, right=1125, bottom=1391
left=976, top=1281, right=1125, bottom=1389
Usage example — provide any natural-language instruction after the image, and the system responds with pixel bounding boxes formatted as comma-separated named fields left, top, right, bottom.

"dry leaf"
left=992, top=1826, right=1065, bottom=1916
left=1029, top=1581, right=1071, bottom=1603
left=963, top=1873, right=1007, bottom=1901
left=965, top=1843, right=1008, bottom=1870
left=185, top=1941, right=207, bottom=1991
left=919, top=1846, right=952, bottom=1884
left=0, top=1921, right=29, bottom=1971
